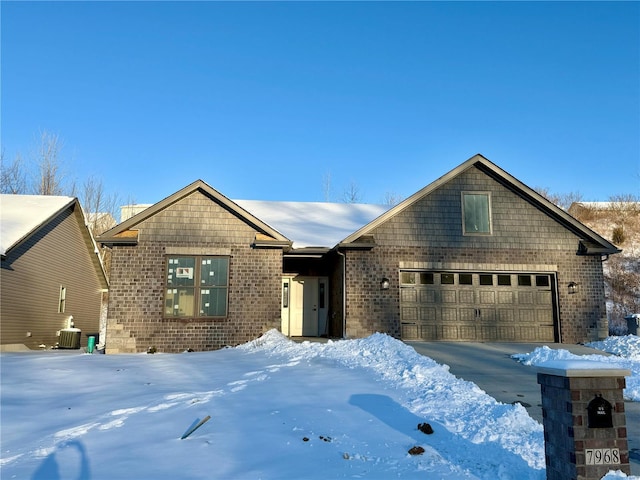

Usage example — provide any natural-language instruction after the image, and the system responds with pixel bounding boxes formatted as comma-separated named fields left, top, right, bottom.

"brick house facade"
left=99, top=155, right=619, bottom=353
left=100, top=187, right=289, bottom=353
left=337, top=162, right=613, bottom=344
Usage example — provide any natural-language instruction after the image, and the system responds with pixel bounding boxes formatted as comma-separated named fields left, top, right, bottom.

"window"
left=497, top=275, right=511, bottom=286
left=419, top=273, right=434, bottom=285
left=165, top=256, right=229, bottom=318
left=459, top=273, right=473, bottom=285
left=401, top=272, right=416, bottom=285
left=441, top=273, right=455, bottom=285
left=518, top=275, right=532, bottom=286
left=479, top=274, right=493, bottom=286
left=319, top=282, right=325, bottom=309
left=536, top=275, right=550, bottom=287
left=462, top=192, right=492, bottom=235
left=58, top=286, right=66, bottom=313
left=282, top=281, right=289, bottom=308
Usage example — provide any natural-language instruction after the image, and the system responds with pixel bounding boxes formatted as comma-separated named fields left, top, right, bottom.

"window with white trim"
left=165, top=256, right=229, bottom=318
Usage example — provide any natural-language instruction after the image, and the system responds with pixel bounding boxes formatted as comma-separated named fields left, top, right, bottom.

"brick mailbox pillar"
left=537, top=361, right=631, bottom=480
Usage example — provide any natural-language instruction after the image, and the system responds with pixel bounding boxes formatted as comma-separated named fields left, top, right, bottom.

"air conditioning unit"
left=58, top=328, right=81, bottom=349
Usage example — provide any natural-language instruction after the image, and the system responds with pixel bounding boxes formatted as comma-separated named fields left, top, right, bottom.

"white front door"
left=282, top=276, right=328, bottom=337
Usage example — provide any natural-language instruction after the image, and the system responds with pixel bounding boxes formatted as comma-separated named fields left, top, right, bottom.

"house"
left=0, top=195, right=109, bottom=351
left=568, top=201, right=640, bottom=218
left=98, top=154, right=620, bottom=353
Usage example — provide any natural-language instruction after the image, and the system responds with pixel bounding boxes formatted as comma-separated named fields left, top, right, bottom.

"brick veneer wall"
left=343, top=246, right=606, bottom=343
left=106, top=191, right=283, bottom=353
left=342, top=166, right=608, bottom=343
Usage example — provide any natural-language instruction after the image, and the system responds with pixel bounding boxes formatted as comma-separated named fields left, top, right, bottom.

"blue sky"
left=2, top=1, right=638, bottom=206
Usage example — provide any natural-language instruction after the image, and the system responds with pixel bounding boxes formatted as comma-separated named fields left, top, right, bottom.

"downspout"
left=337, top=250, right=347, bottom=339
left=552, top=274, right=562, bottom=344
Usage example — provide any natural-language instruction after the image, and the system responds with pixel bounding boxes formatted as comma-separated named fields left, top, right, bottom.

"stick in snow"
left=180, top=415, right=211, bottom=440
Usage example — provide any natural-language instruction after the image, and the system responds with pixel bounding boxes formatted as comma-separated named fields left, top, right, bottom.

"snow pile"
left=513, top=335, right=640, bottom=402
left=589, top=335, right=640, bottom=360
left=242, top=331, right=545, bottom=473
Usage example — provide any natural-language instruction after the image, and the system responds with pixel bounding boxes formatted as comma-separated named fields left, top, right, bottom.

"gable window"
left=462, top=192, right=492, bottom=235
left=165, top=256, right=229, bottom=318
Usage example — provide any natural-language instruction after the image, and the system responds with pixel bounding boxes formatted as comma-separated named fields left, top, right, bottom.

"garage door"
left=400, top=271, right=556, bottom=342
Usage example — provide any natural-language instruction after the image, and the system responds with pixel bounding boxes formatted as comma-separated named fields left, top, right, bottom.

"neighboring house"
left=98, top=154, right=620, bottom=353
left=119, top=204, right=153, bottom=222
left=568, top=201, right=640, bottom=218
left=86, top=211, right=117, bottom=236
left=1, top=195, right=109, bottom=351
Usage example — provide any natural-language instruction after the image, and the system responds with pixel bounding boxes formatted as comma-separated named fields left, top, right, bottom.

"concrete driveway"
left=405, top=341, right=639, bottom=475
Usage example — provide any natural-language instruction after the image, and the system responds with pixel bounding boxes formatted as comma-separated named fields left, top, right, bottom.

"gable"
left=340, top=154, right=620, bottom=256
left=99, top=180, right=291, bottom=248
left=0, top=195, right=76, bottom=256
left=137, top=190, right=275, bottom=244
left=0, top=195, right=108, bottom=289
left=370, top=165, right=579, bottom=249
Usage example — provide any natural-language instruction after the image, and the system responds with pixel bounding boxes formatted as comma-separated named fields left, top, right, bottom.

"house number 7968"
left=585, top=448, right=620, bottom=465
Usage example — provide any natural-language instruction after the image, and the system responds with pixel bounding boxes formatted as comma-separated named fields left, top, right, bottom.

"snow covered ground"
left=1, top=331, right=638, bottom=479
left=514, top=335, right=640, bottom=402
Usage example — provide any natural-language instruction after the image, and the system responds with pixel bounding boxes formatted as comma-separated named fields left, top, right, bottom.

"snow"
left=1, top=332, right=638, bottom=479
left=0, top=194, right=75, bottom=256
left=513, top=335, right=640, bottom=402
left=235, top=199, right=389, bottom=248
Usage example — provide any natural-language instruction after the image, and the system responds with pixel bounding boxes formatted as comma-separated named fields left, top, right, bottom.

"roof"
left=98, top=154, right=621, bottom=257
left=569, top=201, right=640, bottom=210
left=235, top=200, right=388, bottom=249
left=0, top=194, right=108, bottom=288
left=339, top=154, right=621, bottom=256
left=100, top=180, right=388, bottom=250
left=1, top=195, right=76, bottom=256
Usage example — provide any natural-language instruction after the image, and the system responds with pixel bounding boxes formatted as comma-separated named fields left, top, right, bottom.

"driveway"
left=405, top=341, right=639, bottom=475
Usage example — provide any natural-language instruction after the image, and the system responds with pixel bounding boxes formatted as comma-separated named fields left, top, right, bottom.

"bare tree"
left=534, top=187, right=559, bottom=206
left=608, top=194, right=640, bottom=243
left=558, top=191, right=584, bottom=211
left=383, top=191, right=403, bottom=207
left=79, top=175, right=119, bottom=236
left=322, top=171, right=333, bottom=202
left=534, top=187, right=583, bottom=211
left=608, top=194, right=640, bottom=222
left=34, top=131, right=66, bottom=195
left=0, top=151, right=28, bottom=194
left=342, top=181, right=361, bottom=203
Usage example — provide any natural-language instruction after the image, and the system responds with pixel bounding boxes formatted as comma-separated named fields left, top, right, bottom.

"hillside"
left=569, top=201, right=640, bottom=333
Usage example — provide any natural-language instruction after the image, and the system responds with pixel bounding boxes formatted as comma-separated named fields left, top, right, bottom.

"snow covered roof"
left=0, top=194, right=76, bottom=256
left=235, top=200, right=389, bottom=249
left=571, top=201, right=640, bottom=209
left=99, top=180, right=390, bottom=250
left=99, top=155, right=621, bottom=255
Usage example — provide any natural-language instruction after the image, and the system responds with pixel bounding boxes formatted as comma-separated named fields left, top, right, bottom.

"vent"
left=58, top=328, right=81, bottom=349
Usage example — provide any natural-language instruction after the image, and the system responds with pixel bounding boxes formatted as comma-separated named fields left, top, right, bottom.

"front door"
left=281, top=276, right=328, bottom=336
